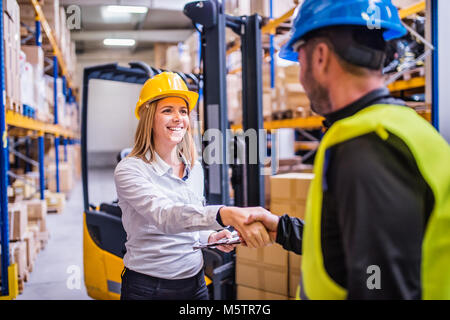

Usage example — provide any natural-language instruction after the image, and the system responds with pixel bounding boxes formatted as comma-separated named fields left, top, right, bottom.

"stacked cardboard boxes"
left=9, top=241, right=27, bottom=283
left=8, top=202, right=28, bottom=242
left=18, top=1, right=77, bottom=124
left=236, top=171, right=313, bottom=300
left=274, top=65, right=312, bottom=118
left=19, top=0, right=60, bottom=46
left=41, top=190, right=66, bottom=214
left=44, top=75, right=55, bottom=123
left=11, top=177, right=36, bottom=201
left=24, top=199, right=49, bottom=252
left=269, top=172, right=314, bottom=298
left=3, top=199, right=48, bottom=291
left=47, top=162, right=73, bottom=193
left=236, top=244, right=289, bottom=300
left=225, top=62, right=312, bottom=123
left=165, top=44, right=192, bottom=74
left=58, top=6, right=77, bottom=79
left=270, top=172, right=313, bottom=220
left=20, top=45, right=51, bottom=121
left=4, top=0, right=21, bottom=112
left=0, top=240, right=27, bottom=290
left=45, top=144, right=79, bottom=189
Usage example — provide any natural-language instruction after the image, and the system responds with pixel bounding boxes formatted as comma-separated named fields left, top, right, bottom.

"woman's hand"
left=208, top=229, right=237, bottom=253
left=219, top=206, right=272, bottom=248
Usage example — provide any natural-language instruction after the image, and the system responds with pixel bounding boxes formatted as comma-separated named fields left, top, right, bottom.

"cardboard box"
left=236, top=244, right=288, bottom=295
left=20, top=1, right=60, bottom=39
left=269, top=173, right=313, bottom=219
left=8, top=202, right=27, bottom=241
left=0, top=240, right=27, bottom=281
left=270, top=201, right=306, bottom=220
left=237, top=285, right=288, bottom=300
left=12, top=177, right=36, bottom=200
left=21, top=45, right=44, bottom=69
left=27, top=214, right=47, bottom=233
left=37, top=230, right=49, bottom=243
left=289, top=252, right=302, bottom=298
left=23, top=231, right=36, bottom=270
left=4, top=1, right=21, bottom=109
left=45, top=191, right=66, bottom=213
left=47, top=162, right=73, bottom=193
left=270, top=173, right=314, bottom=202
left=23, top=199, right=47, bottom=220
left=11, top=241, right=27, bottom=280
left=28, top=224, right=41, bottom=254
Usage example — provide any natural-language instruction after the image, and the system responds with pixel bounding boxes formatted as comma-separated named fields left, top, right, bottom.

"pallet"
left=271, top=110, right=292, bottom=120
left=18, top=278, right=24, bottom=294
left=394, top=66, right=425, bottom=81
left=47, top=206, right=64, bottom=214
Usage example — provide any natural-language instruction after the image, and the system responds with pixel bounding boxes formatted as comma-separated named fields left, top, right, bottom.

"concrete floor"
left=17, top=178, right=93, bottom=300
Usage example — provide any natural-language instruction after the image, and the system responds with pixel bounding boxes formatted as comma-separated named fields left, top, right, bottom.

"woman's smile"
left=153, top=97, right=190, bottom=147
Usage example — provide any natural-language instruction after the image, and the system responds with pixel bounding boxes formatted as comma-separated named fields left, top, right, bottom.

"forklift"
left=81, top=0, right=267, bottom=300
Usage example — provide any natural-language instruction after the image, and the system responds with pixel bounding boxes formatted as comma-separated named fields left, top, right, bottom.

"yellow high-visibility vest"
left=300, top=104, right=450, bottom=300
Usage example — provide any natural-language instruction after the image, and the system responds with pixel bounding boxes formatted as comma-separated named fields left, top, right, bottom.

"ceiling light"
left=106, top=5, right=148, bottom=14
left=103, top=38, right=136, bottom=46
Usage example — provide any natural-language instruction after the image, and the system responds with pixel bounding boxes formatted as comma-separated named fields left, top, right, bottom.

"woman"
left=114, top=72, right=271, bottom=300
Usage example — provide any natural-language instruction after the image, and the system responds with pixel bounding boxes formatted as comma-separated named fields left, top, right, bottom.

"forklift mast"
left=184, top=0, right=265, bottom=208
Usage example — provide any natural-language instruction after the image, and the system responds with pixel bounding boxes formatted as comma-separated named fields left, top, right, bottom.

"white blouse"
left=114, top=151, right=223, bottom=279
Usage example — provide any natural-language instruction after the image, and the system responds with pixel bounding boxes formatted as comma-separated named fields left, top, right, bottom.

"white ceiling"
left=63, top=0, right=196, bottom=52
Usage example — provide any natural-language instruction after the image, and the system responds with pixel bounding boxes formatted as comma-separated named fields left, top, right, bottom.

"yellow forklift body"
left=83, top=213, right=122, bottom=300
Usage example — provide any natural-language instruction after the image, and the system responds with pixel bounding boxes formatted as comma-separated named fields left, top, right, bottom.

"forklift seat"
left=99, top=202, right=122, bottom=219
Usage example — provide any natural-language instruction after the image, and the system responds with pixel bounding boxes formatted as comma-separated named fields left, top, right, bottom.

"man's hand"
left=219, top=206, right=272, bottom=248
left=208, top=229, right=236, bottom=253
left=245, top=210, right=280, bottom=242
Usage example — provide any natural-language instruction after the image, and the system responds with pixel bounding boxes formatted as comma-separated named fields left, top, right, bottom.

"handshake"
left=208, top=206, right=280, bottom=251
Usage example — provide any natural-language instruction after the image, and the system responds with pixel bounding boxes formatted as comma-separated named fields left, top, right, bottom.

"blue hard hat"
left=279, top=0, right=408, bottom=62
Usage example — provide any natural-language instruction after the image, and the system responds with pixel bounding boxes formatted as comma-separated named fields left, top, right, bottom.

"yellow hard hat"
left=135, top=72, right=199, bottom=119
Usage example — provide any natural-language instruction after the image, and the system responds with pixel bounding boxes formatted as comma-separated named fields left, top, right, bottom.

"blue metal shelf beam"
left=0, top=0, right=10, bottom=296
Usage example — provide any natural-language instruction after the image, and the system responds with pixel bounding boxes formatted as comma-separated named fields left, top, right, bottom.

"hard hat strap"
left=340, top=45, right=386, bottom=70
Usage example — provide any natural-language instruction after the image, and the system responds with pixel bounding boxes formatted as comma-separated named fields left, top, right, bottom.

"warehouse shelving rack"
left=226, top=3, right=323, bottom=165
left=229, top=1, right=428, bottom=127
left=0, top=0, right=79, bottom=298
left=229, top=0, right=430, bottom=162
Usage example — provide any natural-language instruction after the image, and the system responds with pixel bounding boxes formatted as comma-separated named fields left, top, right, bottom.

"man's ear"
left=312, top=42, right=331, bottom=82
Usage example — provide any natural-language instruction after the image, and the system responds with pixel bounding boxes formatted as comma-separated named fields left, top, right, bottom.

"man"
left=246, top=0, right=450, bottom=299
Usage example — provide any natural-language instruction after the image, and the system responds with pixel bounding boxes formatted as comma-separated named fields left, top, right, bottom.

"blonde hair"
left=127, top=99, right=197, bottom=166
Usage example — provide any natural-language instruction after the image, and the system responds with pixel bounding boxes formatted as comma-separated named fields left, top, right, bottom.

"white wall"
left=76, top=48, right=154, bottom=167
left=87, top=79, right=141, bottom=151
left=86, top=79, right=141, bottom=167
left=75, top=48, right=155, bottom=93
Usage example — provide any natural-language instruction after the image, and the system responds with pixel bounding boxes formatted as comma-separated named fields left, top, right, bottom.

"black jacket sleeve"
left=275, top=214, right=304, bottom=255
